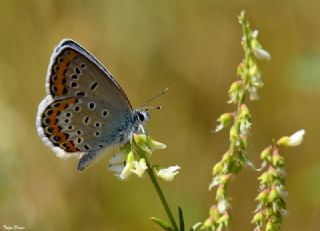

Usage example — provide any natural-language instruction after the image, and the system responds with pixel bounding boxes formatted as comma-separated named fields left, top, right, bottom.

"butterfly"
left=36, top=39, right=154, bottom=171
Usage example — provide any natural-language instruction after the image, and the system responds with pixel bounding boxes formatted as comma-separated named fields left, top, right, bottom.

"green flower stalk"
left=252, top=130, right=305, bottom=231
left=108, top=134, right=181, bottom=231
left=202, top=11, right=271, bottom=231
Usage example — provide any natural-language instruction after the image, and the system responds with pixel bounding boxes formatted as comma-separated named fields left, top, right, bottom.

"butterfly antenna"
left=140, top=87, right=169, bottom=108
left=143, top=106, right=162, bottom=111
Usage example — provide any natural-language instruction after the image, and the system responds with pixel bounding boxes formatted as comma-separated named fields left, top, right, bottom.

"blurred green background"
left=0, top=0, right=319, bottom=230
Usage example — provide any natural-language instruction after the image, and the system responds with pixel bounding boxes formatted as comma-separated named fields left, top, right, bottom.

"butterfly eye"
left=137, top=111, right=145, bottom=121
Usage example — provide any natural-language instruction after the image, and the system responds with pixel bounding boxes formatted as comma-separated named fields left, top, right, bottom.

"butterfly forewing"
left=47, top=41, right=132, bottom=113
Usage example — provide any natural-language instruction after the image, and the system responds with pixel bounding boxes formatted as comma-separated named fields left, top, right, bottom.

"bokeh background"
left=0, top=0, right=319, bottom=230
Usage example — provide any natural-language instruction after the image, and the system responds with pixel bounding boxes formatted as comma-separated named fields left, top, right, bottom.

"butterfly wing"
left=46, top=39, right=132, bottom=109
left=37, top=39, right=134, bottom=170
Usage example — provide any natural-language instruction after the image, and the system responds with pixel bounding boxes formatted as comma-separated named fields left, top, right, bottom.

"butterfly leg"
left=138, top=124, right=145, bottom=134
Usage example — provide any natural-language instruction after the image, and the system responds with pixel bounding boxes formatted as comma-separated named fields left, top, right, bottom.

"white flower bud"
left=288, top=129, right=305, bottom=146
left=156, top=166, right=180, bottom=182
left=252, top=47, right=271, bottom=61
left=251, top=30, right=259, bottom=39
left=277, top=129, right=305, bottom=147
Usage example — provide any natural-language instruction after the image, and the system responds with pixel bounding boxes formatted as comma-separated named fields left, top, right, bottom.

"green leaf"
left=189, top=222, right=202, bottom=231
left=150, top=217, right=174, bottom=231
left=178, top=206, right=185, bottom=231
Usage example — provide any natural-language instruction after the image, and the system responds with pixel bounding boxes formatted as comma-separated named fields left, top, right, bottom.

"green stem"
left=145, top=158, right=179, bottom=231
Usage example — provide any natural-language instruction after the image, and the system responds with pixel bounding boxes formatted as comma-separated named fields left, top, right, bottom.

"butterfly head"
left=135, top=109, right=150, bottom=123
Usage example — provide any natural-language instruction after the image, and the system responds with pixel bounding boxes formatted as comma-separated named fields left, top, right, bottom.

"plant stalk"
left=145, top=158, right=179, bottom=231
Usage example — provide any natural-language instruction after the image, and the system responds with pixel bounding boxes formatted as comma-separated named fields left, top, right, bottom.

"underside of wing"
left=37, top=94, right=132, bottom=153
left=46, top=39, right=132, bottom=113
left=37, top=39, right=136, bottom=170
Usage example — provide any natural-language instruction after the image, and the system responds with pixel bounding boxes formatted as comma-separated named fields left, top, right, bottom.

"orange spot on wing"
left=64, top=140, right=78, bottom=152
left=54, top=50, right=78, bottom=96
left=47, top=98, right=79, bottom=152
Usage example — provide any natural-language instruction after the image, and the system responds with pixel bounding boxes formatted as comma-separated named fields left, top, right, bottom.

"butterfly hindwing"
left=37, top=94, right=133, bottom=154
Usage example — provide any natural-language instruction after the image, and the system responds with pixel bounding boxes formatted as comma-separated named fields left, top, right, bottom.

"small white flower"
left=209, top=176, right=221, bottom=190
left=217, top=199, right=230, bottom=213
left=288, top=129, right=305, bottom=146
left=251, top=30, right=259, bottom=39
left=131, top=158, right=148, bottom=178
left=276, top=185, right=288, bottom=198
left=250, top=71, right=263, bottom=88
left=119, top=160, right=134, bottom=179
left=108, top=151, right=135, bottom=180
left=149, top=139, right=167, bottom=151
left=244, top=156, right=256, bottom=170
left=240, top=119, right=252, bottom=135
left=214, top=113, right=232, bottom=132
left=228, top=81, right=242, bottom=104
left=109, top=149, right=149, bottom=179
left=156, top=165, right=180, bottom=182
left=252, top=47, right=271, bottom=61
left=277, top=129, right=305, bottom=147
left=191, top=222, right=202, bottom=231
left=215, top=124, right=224, bottom=132
left=248, top=86, right=260, bottom=100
